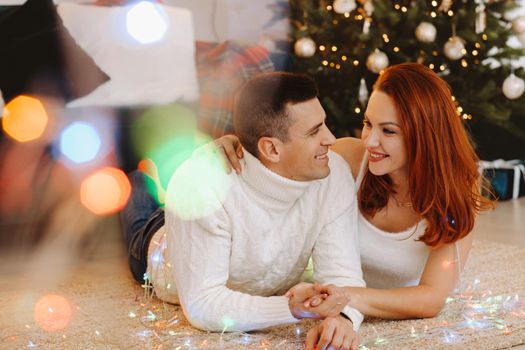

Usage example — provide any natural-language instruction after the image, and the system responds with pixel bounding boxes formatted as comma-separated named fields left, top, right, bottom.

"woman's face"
left=361, top=90, right=408, bottom=179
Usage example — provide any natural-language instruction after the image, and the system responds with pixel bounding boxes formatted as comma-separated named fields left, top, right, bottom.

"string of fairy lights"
left=8, top=274, right=525, bottom=349
left=130, top=277, right=525, bottom=349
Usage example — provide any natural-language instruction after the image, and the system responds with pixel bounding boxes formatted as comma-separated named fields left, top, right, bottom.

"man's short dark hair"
left=233, top=72, right=318, bottom=157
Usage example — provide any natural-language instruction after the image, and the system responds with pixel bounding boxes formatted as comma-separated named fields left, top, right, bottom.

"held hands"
left=287, top=283, right=359, bottom=350
left=305, top=315, right=359, bottom=350
left=287, top=283, right=351, bottom=319
left=287, top=282, right=326, bottom=319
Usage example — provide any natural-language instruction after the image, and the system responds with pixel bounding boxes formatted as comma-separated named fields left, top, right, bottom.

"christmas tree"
left=289, top=0, right=525, bottom=150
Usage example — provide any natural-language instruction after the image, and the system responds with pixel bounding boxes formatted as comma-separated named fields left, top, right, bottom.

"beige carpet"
left=1, top=239, right=524, bottom=350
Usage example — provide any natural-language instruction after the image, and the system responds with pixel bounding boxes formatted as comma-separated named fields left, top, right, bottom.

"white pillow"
left=57, top=2, right=199, bottom=107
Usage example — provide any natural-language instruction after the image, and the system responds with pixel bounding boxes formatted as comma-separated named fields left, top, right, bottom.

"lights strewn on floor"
left=129, top=279, right=525, bottom=349
left=10, top=279, right=525, bottom=348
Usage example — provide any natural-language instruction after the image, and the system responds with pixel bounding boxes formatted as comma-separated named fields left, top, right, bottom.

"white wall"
left=164, top=0, right=290, bottom=47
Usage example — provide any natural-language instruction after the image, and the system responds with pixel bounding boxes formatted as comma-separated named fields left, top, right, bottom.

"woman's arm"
left=343, top=233, right=474, bottom=319
left=211, top=135, right=366, bottom=178
left=295, top=233, right=474, bottom=319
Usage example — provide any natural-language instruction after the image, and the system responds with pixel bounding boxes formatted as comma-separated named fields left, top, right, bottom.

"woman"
left=214, top=62, right=493, bottom=320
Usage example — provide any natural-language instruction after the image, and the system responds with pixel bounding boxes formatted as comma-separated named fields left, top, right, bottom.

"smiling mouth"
left=315, top=153, right=328, bottom=160
left=369, top=151, right=388, bottom=160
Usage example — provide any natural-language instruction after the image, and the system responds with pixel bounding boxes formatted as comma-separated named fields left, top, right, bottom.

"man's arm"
left=311, top=210, right=365, bottom=330
left=311, top=152, right=365, bottom=330
left=165, top=210, right=301, bottom=332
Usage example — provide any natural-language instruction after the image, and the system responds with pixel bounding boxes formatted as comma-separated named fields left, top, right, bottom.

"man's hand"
left=305, top=315, right=359, bottom=350
left=287, top=282, right=325, bottom=319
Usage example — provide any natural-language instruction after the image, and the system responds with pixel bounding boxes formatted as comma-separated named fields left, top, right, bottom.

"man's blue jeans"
left=120, top=171, right=165, bottom=282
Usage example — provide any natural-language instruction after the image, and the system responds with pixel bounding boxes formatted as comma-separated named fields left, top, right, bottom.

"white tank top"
left=355, top=153, right=430, bottom=289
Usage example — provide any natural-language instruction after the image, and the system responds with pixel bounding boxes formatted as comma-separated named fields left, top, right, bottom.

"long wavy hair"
left=359, top=63, right=493, bottom=247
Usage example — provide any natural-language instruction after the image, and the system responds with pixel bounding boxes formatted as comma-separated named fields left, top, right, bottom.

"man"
left=121, top=72, right=364, bottom=350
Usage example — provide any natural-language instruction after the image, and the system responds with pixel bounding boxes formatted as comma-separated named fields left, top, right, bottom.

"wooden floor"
left=474, top=197, right=525, bottom=246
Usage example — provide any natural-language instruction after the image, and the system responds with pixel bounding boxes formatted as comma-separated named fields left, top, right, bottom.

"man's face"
left=277, top=98, right=336, bottom=181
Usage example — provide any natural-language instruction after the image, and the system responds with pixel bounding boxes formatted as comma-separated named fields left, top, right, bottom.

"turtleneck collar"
left=240, top=149, right=310, bottom=204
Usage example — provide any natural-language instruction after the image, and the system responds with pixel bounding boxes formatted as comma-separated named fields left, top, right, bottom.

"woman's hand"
left=287, top=283, right=351, bottom=319
left=213, top=134, right=243, bottom=174
left=305, top=284, right=351, bottom=318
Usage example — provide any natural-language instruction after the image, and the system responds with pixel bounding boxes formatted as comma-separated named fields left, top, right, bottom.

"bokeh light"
left=131, top=104, right=200, bottom=204
left=166, top=137, right=232, bottom=220
left=222, top=316, right=235, bottom=331
left=80, top=167, right=131, bottom=215
left=126, top=1, right=168, bottom=44
left=131, top=104, right=197, bottom=161
left=59, top=121, right=102, bottom=164
left=2, top=95, right=48, bottom=142
left=33, top=294, right=73, bottom=332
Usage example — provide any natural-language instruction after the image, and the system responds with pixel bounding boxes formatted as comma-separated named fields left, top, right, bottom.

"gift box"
left=478, top=159, right=525, bottom=200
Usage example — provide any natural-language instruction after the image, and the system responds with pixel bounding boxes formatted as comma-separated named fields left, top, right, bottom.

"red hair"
left=359, top=63, right=493, bottom=247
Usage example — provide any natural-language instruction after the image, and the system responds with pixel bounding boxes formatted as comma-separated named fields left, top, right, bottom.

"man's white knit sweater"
left=147, top=149, right=364, bottom=332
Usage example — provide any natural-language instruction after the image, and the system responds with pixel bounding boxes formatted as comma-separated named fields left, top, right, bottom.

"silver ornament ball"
left=366, top=50, right=389, bottom=73
left=444, top=36, right=465, bottom=60
left=294, top=37, right=316, bottom=58
left=512, top=15, right=525, bottom=35
left=415, top=22, right=437, bottom=43
left=333, top=0, right=357, bottom=14
left=502, top=73, right=525, bottom=100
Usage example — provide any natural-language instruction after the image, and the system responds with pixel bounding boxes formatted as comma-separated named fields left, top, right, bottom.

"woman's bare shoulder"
left=331, top=137, right=365, bottom=180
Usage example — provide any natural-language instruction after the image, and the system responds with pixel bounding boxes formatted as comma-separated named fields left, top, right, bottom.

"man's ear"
left=257, top=137, right=282, bottom=163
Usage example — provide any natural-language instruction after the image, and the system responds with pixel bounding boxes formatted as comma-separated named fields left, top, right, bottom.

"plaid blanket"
left=196, top=41, right=274, bottom=138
